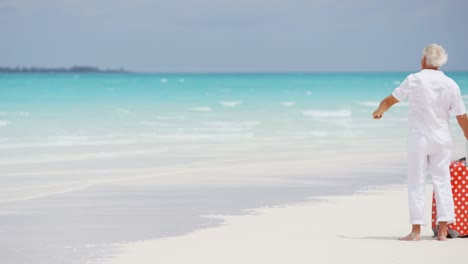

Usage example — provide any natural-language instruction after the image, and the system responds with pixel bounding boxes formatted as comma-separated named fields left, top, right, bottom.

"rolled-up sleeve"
left=392, top=74, right=415, bottom=102
left=449, top=84, right=466, bottom=116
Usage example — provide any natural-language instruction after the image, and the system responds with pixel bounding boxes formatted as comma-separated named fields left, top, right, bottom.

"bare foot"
left=438, top=222, right=448, bottom=241
left=399, top=232, right=420, bottom=241
left=438, top=230, right=448, bottom=241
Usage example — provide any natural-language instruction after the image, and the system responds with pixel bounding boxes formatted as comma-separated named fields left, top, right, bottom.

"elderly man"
left=373, top=44, right=468, bottom=241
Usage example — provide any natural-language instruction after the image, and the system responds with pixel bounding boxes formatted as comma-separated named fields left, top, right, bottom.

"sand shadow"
left=337, top=235, right=435, bottom=241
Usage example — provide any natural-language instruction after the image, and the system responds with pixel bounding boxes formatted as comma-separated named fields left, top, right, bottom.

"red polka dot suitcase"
left=432, top=160, right=468, bottom=238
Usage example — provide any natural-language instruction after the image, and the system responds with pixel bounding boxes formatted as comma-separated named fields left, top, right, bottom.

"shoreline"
left=92, top=184, right=466, bottom=264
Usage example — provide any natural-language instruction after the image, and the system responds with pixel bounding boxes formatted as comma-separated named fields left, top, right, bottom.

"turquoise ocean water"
left=3, top=72, right=466, bottom=144
left=1, top=72, right=468, bottom=150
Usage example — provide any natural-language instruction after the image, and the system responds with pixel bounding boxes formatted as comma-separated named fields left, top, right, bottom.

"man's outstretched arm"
left=373, top=95, right=399, bottom=119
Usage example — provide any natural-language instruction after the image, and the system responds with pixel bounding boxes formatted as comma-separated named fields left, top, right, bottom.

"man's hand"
left=372, top=95, right=399, bottom=120
left=373, top=110, right=384, bottom=119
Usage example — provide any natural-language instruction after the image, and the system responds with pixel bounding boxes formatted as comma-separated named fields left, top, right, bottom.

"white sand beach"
left=94, top=185, right=466, bottom=264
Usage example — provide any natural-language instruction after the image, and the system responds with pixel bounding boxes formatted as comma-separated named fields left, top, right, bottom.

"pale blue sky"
left=1, top=0, right=467, bottom=72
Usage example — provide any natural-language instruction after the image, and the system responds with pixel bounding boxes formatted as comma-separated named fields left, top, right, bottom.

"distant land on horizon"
left=1, top=66, right=467, bottom=75
left=0, top=66, right=131, bottom=73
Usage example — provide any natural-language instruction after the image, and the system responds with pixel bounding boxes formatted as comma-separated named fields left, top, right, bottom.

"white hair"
left=422, top=43, right=448, bottom=68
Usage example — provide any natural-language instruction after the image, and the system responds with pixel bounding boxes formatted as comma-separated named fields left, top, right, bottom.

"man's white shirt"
left=392, top=69, right=466, bottom=145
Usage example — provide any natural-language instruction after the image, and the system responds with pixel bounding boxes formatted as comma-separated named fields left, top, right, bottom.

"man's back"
left=394, top=69, right=463, bottom=145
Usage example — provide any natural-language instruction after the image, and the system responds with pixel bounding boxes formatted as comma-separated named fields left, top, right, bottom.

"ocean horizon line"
left=135, top=70, right=468, bottom=75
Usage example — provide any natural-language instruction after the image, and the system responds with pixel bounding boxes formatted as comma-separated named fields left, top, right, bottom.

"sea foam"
left=303, top=109, right=352, bottom=118
left=156, top=116, right=185, bottom=120
left=140, top=121, right=169, bottom=127
left=153, top=133, right=254, bottom=141
left=204, top=121, right=260, bottom=127
left=191, top=107, right=212, bottom=112
left=281, top=101, right=296, bottom=107
left=219, top=101, right=243, bottom=108
left=0, top=120, right=10, bottom=127
left=356, top=101, right=380, bottom=107
left=198, top=121, right=260, bottom=132
left=17, top=112, right=30, bottom=117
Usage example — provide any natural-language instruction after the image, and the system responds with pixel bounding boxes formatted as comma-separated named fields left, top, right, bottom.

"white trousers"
left=407, top=133, right=455, bottom=225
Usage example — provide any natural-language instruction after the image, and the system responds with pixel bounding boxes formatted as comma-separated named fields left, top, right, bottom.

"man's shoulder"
left=402, top=72, right=420, bottom=85
left=437, top=72, right=459, bottom=87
